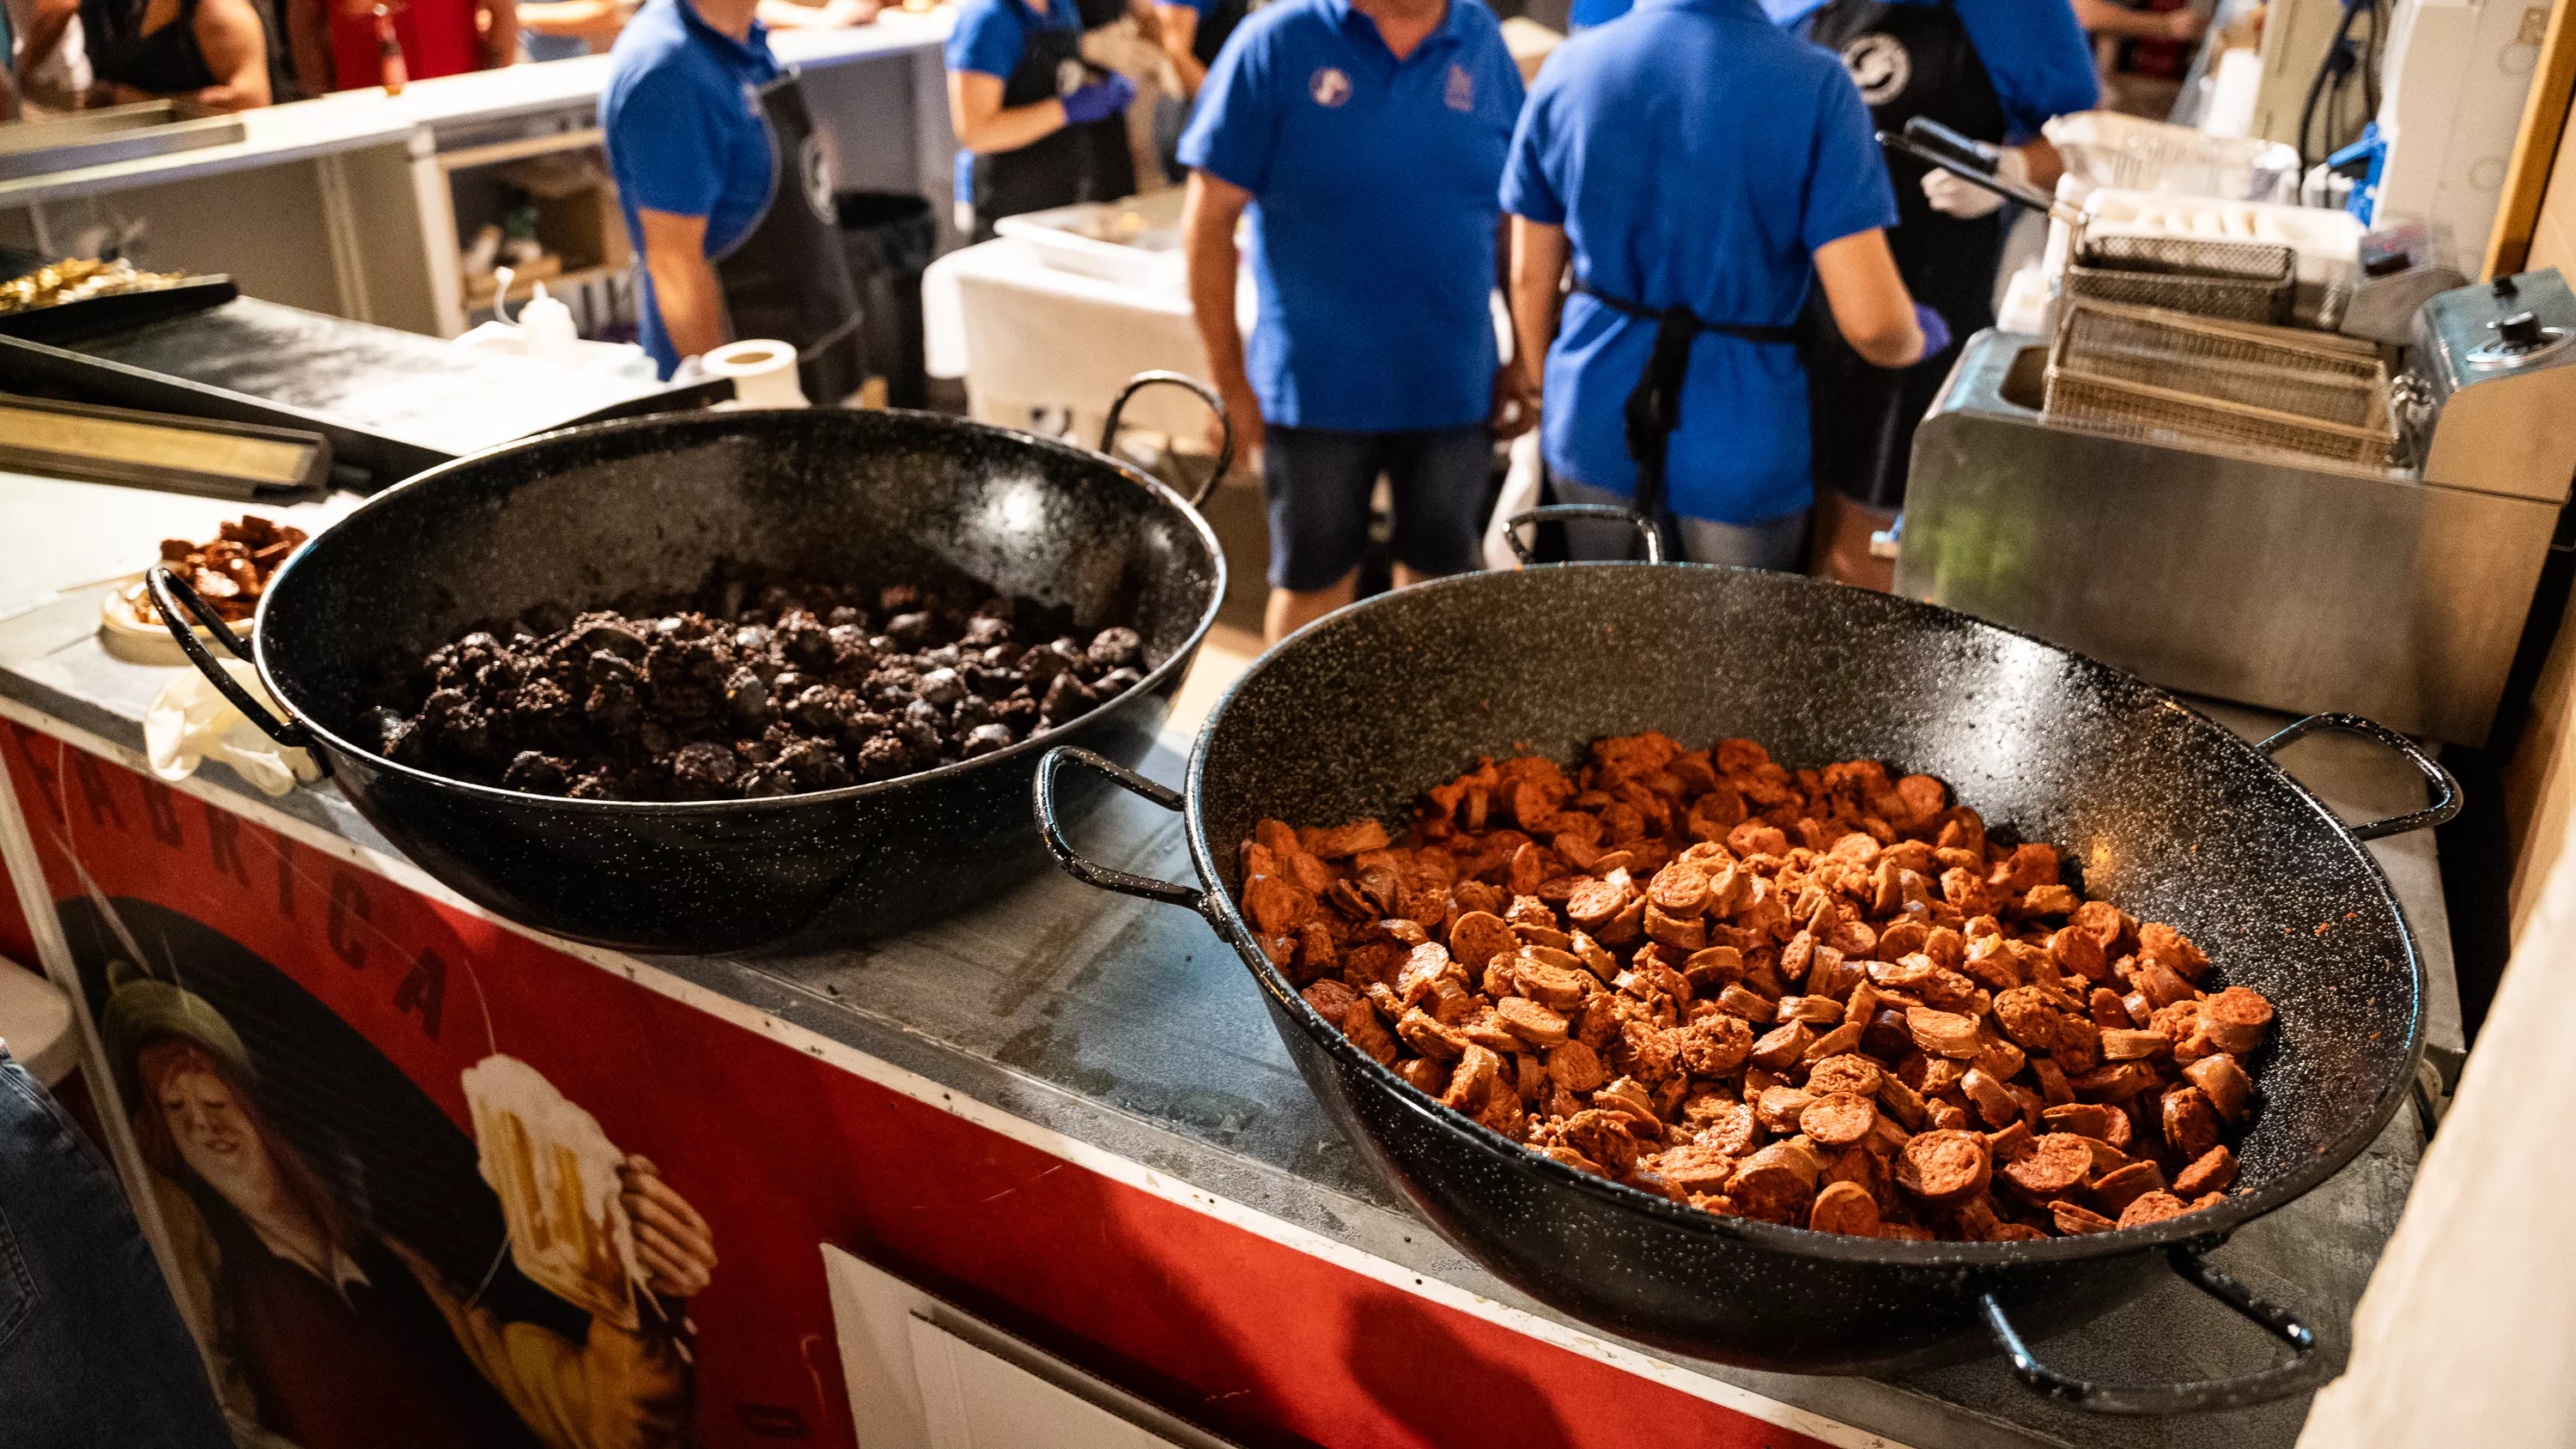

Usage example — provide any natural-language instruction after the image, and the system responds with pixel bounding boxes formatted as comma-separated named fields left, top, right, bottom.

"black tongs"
left=1877, top=116, right=2087, bottom=227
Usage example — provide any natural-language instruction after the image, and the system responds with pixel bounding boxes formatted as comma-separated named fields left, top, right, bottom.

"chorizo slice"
left=1905, top=1005, right=1986, bottom=1059
left=1799, top=1022, right=1866, bottom=1067
left=2116, top=1191, right=2191, bottom=1229
left=2172, top=1145, right=2238, bottom=1198
left=1648, top=863, right=1714, bottom=918
left=2050, top=1199, right=2117, bottom=1234
left=1302, top=979, right=1359, bottom=1022
left=1448, top=911, right=1520, bottom=971
left=1686, top=1095, right=1761, bottom=1157
left=1654, top=1143, right=1741, bottom=1196
left=1809, top=1180, right=1882, bottom=1237
left=2198, top=986, right=2275, bottom=1055
left=1748, top=1022, right=1814, bottom=1072
left=1896, top=1131, right=1992, bottom=1206
left=1877, top=1072, right=1929, bottom=1132
left=1679, top=1015, right=1754, bottom=1077
left=1397, top=1009, right=1469, bottom=1061
left=1960, top=1066, right=2020, bottom=1129
left=1806, top=1053, right=1883, bottom=1100
left=2089, top=1160, right=2169, bottom=1215
left=2001, top=1133, right=2093, bottom=1198
left=1442, top=1045, right=1504, bottom=1110
left=1757, top=1086, right=1817, bottom=1133
left=1547, top=1039, right=1610, bottom=1094
left=1985, top=1119, right=2034, bottom=1163
left=1242, top=874, right=1317, bottom=934
left=1398, top=1058, right=1452, bottom=1096
left=2184, top=1052, right=2254, bottom=1121
left=1565, top=875, right=1632, bottom=930
left=2161, top=1084, right=2224, bottom=1159
left=1728, top=1142, right=1822, bottom=1224
left=1516, top=961, right=1595, bottom=1012
left=1497, top=996, right=1572, bottom=1049
left=1801, top=1092, right=1880, bottom=1148
left=2100, top=1028, right=2172, bottom=1062
left=1341, top=999, right=1400, bottom=1064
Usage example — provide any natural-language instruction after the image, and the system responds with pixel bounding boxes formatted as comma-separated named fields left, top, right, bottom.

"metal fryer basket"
left=2043, top=300, right=2399, bottom=469
left=2064, top=234, right=2297, bottom=324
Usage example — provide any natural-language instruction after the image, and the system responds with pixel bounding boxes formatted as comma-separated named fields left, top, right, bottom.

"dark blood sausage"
left=374, top=568, right=1149, bottom=800
left=1234, top=732, right=2282, bottom=1241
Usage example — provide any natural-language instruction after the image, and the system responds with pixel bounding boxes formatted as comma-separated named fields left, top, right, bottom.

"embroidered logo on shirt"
left=1839, top=33, right=1911, bottom=106
left=1309, top=66, right=1352, bottom=106
left=1445, top=62, right=1474, bottom=112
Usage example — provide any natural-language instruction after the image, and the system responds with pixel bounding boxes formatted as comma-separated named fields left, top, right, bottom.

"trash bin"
left=835, top=191, right=939, bottom=409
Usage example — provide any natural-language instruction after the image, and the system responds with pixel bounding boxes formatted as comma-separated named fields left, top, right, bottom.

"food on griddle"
left=374, top=572, right=1149, bottom=801
left=124, top=515, right=308, bottom=626
left=0, top=257, right=195, bottom=314
left=1237, top=733, right=2275, bottom=1241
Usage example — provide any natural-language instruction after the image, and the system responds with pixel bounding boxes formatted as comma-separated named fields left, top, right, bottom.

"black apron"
left=1572, top=288, right=1800, bottom=534
left=968, top=21, right=1135, bottom=240
left=80, top=0, right=299, bottom=100
left=711, top=72, right=866, bottom=406
left=1801, top=0, right=2006, bottom=510
left=1191, top=0, right=1246, bottom=66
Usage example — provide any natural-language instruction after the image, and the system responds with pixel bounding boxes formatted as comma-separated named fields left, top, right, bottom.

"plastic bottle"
left=518, top=282, right=579, bottom=359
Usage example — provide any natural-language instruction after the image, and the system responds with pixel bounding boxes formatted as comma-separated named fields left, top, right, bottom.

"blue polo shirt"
left=603, top=0, right=783, bottom=378
left=1779, top=0, right=2096, bottom=142
left=1502, top=0, right=1894, bottom=524
left=947, top=0, right=1083, bottom=81
left=1178, top=0, right=1524, bottom=433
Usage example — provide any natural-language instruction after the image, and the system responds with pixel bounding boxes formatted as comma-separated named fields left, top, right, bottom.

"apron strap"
left=1575, top=282, right=1798, bottom=525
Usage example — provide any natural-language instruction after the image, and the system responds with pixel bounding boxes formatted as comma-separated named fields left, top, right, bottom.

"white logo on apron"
left=1058, top=57, right=1088, bottom=96
left=1445, top=61, right=1474, bottom=112
left=1309, top=66, right=1352, bottom=106
left=1840, top=33, right=1911, bottom=106
left=799, top=132, right=835, bottom=224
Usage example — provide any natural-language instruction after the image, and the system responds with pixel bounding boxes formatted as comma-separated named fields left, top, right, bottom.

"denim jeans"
left=0, top=1048, right=230, bottom=1449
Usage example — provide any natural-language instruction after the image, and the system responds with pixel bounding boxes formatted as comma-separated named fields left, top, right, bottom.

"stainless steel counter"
left=0, top=470, right=2462, bottom=1448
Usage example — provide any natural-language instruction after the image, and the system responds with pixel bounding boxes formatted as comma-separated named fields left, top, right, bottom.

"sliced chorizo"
left=1809, top=1180, right=1882, bottom=1237
left=2001, top=1134, right=2093, bottom=1198
left=1800, top=1092, right=1880, bottom=1147
left=2172, top=1144, right=2238, bottom=1198
left=1896, top=1131, right=1992, bottom=1205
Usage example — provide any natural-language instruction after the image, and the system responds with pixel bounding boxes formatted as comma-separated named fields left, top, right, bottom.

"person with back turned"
left=602, top=0, right=866, bottom=398
left=1179, top=0, right=1530, bottom=642
left=1501, top=0, right=1941, bottom=567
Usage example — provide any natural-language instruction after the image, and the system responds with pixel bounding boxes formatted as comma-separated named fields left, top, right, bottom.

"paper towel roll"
left=704, top=339, right=809, bottom=409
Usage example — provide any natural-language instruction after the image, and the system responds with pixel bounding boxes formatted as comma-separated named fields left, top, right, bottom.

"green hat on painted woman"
left=100, top=959, right=256, bottom=1106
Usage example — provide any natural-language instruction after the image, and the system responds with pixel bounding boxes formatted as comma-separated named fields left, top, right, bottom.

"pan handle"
left=145, top=566, right=320, bottom=756
left=1035, top=745, right=1213, bottom=917
left=1981, top=1246, right=2322, bottom=1415
left=1503, top=506, right=1667, bottom=566
left=2254, top=712, right=2462, bottom=841
left=1102, top=371, right=1232, bottom=509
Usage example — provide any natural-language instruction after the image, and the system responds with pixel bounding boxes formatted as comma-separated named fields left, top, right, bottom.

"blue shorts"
left=1261, top=423, right=1492, bottom=591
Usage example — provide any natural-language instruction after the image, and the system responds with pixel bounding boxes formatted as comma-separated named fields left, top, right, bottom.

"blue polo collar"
left=677, top=0, right=772, bottom=66
left=1317, top=0, right=1471, bottom=56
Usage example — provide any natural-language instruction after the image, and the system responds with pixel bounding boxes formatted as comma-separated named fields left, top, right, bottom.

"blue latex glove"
left=1060, top=72, right=1137, bottom=126
left=1912, top=303, right=1953, bottom=362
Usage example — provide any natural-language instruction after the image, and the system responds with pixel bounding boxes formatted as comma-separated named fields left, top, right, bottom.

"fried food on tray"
left=0, top=257, right=193, bottom=314
left=1236, top=732, right=2274, bottom=1242
left=123, top=515, right=308, bottom=626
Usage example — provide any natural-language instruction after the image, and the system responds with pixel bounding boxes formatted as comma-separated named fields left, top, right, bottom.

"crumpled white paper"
left=144, top=658, right=319, bottom=797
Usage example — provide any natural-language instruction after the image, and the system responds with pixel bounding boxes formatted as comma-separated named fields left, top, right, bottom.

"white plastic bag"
left=144, top=658, right=319, bottom=797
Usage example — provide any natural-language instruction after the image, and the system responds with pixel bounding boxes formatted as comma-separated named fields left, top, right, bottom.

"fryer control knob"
left=2500, top=312, right=2547, bottom=350
left=2494, top=274, right=2521, bottom=302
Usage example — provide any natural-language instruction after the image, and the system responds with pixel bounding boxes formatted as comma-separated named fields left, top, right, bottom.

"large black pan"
left=152, top=379, right=1227, bottom=955
left=1036, top=514, right=2454, bottom=1412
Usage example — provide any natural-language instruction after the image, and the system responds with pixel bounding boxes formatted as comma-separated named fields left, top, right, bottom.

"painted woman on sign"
left=105, top=967, right=716, bottom=1449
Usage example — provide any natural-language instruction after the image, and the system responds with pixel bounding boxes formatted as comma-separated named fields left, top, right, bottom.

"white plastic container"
left=992, top=189, right=1188, bottom=289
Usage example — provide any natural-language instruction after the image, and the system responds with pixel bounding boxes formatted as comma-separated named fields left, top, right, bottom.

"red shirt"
left=326, top=0, right=483, bottom=89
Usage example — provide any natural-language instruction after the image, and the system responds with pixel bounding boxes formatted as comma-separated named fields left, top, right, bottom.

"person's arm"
left=947, top=68, right=1069, bottom=153
left=478, top=0, right=519, bottom=67
left=16, top=0, right=81, bottom=94
left=761, top=0, right=878, bottom=28
left=1153, top=2, right=1204, bottom=95
left=285, top=0, right=335, bottom=95
left=104, top=0, right=274, bottom=106
left=1508, top=215, right=1567, bottom=405
left=2069, top=0, right=2202, bottom=40
left=516, top=0, right=627, bottom=38
left=1184, top=168, right=1261, bottom=458
left=1813, top=229, right=1925, bottom=368
left=638, top=208, right=728, bottom=362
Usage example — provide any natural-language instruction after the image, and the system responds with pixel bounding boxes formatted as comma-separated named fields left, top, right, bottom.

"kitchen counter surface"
left=0, top=470, right=2462, bottom=1449
left=0, top=9, right=952, bottom=209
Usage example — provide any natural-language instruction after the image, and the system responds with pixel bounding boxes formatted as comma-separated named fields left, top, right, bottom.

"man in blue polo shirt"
left=605, top=0, right=865, bottom=391
left=1178, top=0, right=1528, bottom=643
left=1501, top=0, right=1938, bottom=567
